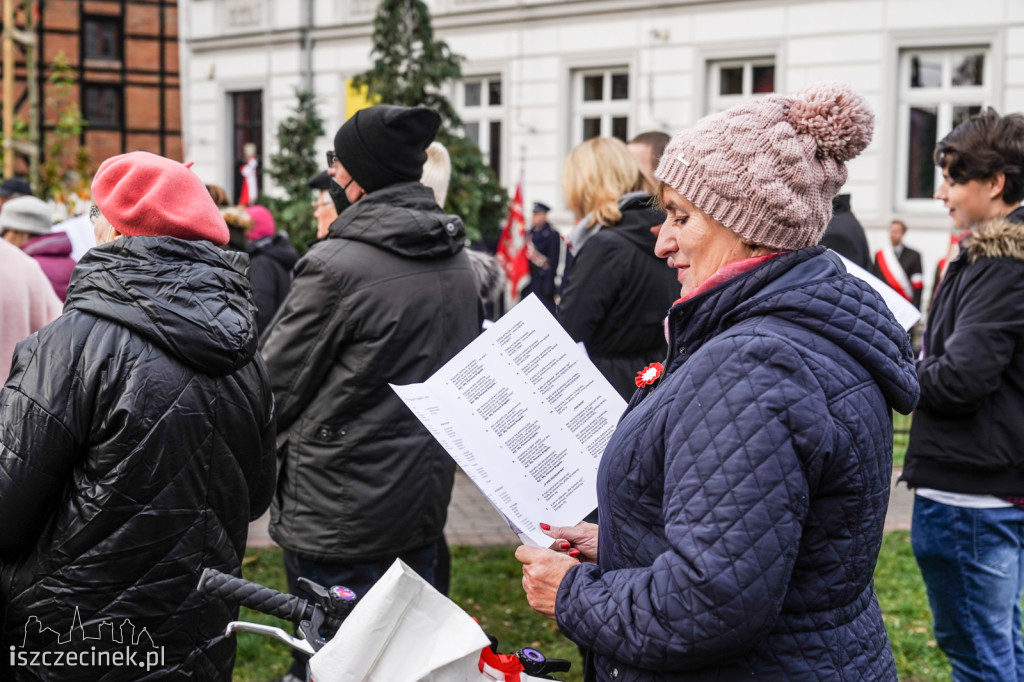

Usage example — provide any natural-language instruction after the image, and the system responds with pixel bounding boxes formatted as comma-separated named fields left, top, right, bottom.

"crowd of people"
left=0, top=82, right=1021, bottom=682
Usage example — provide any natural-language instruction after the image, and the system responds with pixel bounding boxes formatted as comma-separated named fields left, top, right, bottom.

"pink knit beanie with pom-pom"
left=655, top=81, right=874, bottom=251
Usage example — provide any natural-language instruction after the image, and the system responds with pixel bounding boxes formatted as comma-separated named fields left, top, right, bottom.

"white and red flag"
left=874, top=244, right=913, bottom=302
left=495, top=178, right=530, bottom=302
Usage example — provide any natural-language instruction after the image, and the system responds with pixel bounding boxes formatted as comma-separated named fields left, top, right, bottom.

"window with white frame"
left=706, top=58, right=775, bottom=114
left=897, top=47, right=989, bottom=207
left=458, top=76, right=503, bottom=182
left=572, top=68, right=630, bottom=144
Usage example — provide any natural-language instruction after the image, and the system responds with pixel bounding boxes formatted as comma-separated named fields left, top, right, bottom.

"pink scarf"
left=664, top=252, right=785, bottom=342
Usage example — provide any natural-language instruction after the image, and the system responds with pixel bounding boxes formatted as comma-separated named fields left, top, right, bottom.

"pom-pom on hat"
left=655, top=81, right=874, bottom=251
left=419, top=141, right=451, bottom=207
left=91, top=151, right=229, bottom=245
left=334, top=104, right=441, bottom=194
left=246, top=205, right=276, bottom=240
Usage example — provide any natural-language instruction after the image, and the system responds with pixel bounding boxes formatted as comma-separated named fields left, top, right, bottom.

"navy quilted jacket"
left=556, top=247, right=918, bottom=681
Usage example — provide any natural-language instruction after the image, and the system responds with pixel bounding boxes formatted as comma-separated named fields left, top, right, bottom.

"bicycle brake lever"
left=224, top=621, right=315, bottom=656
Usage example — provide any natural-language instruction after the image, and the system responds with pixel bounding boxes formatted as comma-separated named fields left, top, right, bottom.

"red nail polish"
left=560, top=541, right=571, bottom=549
left=539, top=523, right=551, bottom=531
left=568, top=549, right=580, bottom=558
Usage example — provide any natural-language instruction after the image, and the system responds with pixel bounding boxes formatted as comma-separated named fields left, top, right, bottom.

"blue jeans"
left=911, top=496, right=1024, bottom=682
left=283, top=544, right=438, bottom=678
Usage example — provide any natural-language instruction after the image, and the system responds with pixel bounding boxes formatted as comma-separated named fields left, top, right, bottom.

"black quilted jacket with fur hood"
left=903, top=207, right=1024, bottom=494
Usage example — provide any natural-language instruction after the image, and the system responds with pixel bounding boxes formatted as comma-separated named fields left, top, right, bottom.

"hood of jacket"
left=669, top=246, right=919, bottom=414
left=608, top=193, right=665, bottom=259
left=329, top=181, right=466, bottom=259
left=247, top=232, right=299, bottom=270
left=65, top=236, right=258, bottom=376
left=568, top=191, right=663, bottom=255
left=22, top=231, right=73, bottom=258
left=966, top=214, right=1024, bottom=262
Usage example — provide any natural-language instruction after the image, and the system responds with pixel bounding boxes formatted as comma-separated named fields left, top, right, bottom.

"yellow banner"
left=345, top=80, right=379, bottom=120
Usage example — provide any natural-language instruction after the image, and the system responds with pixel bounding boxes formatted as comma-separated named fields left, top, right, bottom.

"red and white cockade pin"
left=635, top=362, right=664, bottom=388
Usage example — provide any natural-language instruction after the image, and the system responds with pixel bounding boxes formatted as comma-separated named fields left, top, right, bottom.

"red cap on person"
left=91, top=151, right=230, bottom=245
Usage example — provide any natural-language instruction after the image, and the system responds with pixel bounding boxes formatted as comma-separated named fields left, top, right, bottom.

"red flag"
left=495, top=178, right=530, bottom=301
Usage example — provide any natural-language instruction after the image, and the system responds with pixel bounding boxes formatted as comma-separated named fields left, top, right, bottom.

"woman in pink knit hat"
left=0, top=151, right=276, bottom=680
left=244, top=204, right=298, bottom=336
left=517, top=83, right=918, bottom=681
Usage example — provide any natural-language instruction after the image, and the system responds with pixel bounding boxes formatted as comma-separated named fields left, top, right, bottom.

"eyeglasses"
left=89, top=204, right=101, bottom=225
left=326, top=150, right=338, bottom=168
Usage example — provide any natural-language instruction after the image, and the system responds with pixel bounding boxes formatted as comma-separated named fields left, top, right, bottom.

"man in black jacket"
left=819, top=193, right=871, bottom=269
left=260, top=105, right=480, bottom=682
left=872, top=220, right=924, bottom=309
left=901, top=108, right=1024, bottom=681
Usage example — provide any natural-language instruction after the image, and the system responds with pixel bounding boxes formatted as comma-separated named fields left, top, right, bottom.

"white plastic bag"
left=308, top=560, right=491, bottom=682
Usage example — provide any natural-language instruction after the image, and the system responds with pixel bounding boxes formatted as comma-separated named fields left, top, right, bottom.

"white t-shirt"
left=915, top=488, right=1013, bottom=509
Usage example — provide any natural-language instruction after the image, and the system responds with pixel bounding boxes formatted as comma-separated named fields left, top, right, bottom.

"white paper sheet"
left=392, top=294, right=627, bottom=548
left=836, top=253, right=922, bottom=331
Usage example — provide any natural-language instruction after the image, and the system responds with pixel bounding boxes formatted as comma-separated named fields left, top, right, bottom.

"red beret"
left=92, top=151, right=229, bottom=245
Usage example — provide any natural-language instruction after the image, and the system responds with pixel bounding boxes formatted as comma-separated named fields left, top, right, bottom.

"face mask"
left=328, top=177, right=353, bottom=215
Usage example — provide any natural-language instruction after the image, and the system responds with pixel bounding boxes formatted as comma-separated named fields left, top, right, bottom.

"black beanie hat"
left=307, top=171, right=332, bottom=191
left=334, top=105, right=442, bottom=193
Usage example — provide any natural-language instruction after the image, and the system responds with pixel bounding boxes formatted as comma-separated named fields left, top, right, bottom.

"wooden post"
left=23, top=0, right=36, bottom=187
left=3, top=0, right=15, bottom=178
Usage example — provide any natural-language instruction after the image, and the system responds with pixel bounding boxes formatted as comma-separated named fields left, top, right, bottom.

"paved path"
left=247, top=467, right=913, bottom=549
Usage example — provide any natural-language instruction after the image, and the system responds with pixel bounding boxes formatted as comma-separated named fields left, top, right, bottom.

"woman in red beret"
left=0, top=151, right=276, bottom=680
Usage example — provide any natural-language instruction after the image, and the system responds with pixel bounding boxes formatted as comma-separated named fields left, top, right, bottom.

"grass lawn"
left=893, top=411, right=912, bottom=467
left=231, top=532, right=949, bottom=681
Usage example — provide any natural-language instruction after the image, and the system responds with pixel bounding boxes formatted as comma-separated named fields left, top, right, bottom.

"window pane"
left=464, top=82, right=482, bottom=107
left=952, top=54, right=984, bottom=87
left=611, top=73, right=629, bottom=100
left=906, top=107, right=938, bottom=199
left=83, top=85, right=122, bottom=128
left=465, top=122, right=480, bottom=146
left=752, top=65, right=774, bottom=93
left=583, top=75, right=604, bottom=102
left=84, top=17, right=121, bottom=60
left=488, top=80, right=502, bottom=106
left=953, top=105, right=982, bottom=129
left=719, top=67, right=743, bottom=95
left=489, top=120, right=502, bottom=179
left=611, top=116, right=628, bottom=142
left=910, top=54, right=943, bottom=88
left=582, top=117, right=601, bottom=141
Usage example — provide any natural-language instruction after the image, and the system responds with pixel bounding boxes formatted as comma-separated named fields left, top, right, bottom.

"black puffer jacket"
left=903, top=208, right=1024, bottom=494
left=261, top=182, right=480, bottom=562
left=0, top=237, right=276, bottom=681
left=558, top=195, right=679, bottom=399
left=248, top=233, right=298, bottom=336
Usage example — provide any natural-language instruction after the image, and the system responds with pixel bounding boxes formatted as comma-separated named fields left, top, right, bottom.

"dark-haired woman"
left=902, top=108, right=1024, bottom=681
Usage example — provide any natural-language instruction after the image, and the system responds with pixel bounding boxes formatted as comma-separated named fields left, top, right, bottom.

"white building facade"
left=179, top=0, right=1024, bottom=291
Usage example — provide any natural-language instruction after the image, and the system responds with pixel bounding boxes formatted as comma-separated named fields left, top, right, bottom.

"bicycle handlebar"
left=198, top=567, right=342, bottom=629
